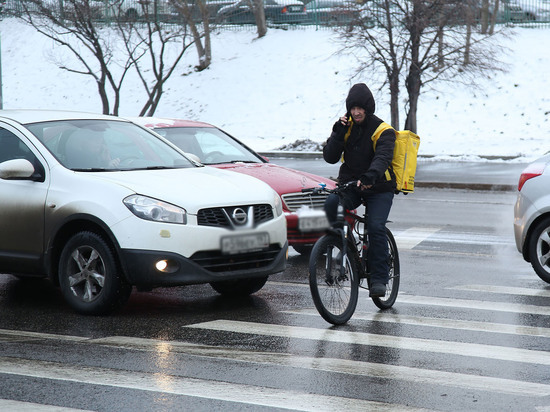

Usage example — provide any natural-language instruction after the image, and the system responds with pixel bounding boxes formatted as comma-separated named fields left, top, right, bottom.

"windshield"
left=26, top=119, right=195, bottom=171
left=153, top=126, right=264, bottom=165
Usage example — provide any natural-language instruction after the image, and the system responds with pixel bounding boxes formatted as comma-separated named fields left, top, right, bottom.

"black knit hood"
left=345, top=83, right=375, bottom=115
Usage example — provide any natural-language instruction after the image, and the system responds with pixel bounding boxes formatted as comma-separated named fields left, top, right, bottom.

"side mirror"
left=184, top=152, right=202, bottom=164
left=0, top=159, right=36, bottom=180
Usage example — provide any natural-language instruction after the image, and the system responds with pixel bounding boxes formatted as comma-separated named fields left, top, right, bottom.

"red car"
left=128, top=117, right=336, bottom=254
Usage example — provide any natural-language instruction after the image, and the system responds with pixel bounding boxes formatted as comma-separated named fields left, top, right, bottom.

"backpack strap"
left=340, top=117, right=354, bottom=163
left=371, top=122, right=395, bottom=181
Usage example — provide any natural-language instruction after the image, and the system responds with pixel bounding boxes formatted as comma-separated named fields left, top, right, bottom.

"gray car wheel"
left=528, top=217, right=550, bottom=283
left=59, top=231, right=132, bottom=315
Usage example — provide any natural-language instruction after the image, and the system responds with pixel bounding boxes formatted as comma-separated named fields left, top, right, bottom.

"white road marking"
left=283, top=308, right=550, bottom=338
left=186, top=320, right=550, bottom=366
left=0, top=399, right=90, bottom=412
left=394, top=227, right=440, bottom=249
left=0, top=356, right=428, bottom=412
left=449, top=284, right=550, bottom=298
left=397, top=294, right=550, bottom=315
left=0, top=330, right=548, bottom=398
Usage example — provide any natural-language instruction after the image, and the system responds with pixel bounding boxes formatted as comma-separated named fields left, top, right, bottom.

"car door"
left=0, top=125, right=49, bottom=275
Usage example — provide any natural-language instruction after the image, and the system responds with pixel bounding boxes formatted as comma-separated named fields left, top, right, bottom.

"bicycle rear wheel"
left=309, top=234, right=359, bottom=325
left=371, top=228, right=400, bottom=309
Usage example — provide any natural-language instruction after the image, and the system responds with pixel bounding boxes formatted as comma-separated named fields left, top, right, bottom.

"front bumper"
left=120, top=242, right=288, bottom=288
left=285, top=213, right=325, bottom=246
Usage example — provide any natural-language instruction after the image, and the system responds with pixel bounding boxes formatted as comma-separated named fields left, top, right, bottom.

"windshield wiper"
left=72, top=168, right=109, bottom=172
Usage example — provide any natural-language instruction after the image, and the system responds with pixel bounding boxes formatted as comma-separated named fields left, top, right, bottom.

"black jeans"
left=324, top=188, right=394, bottom=285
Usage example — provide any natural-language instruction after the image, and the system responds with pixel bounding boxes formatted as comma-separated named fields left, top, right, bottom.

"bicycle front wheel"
left=371, top=228, right=400, bottom=309
left=309, top=234, right=359, bottom=325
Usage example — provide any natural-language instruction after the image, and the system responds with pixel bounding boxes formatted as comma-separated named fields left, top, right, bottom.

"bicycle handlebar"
left=301, top=180, right=357, bottom=195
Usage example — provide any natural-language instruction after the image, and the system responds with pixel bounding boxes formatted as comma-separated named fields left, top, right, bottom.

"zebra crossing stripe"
left=0, top=356, right=428, bottom=412
left=0, top=399, right=89, bottom=412
left=282, top=308, right=550, bottom=338
left=449, top=284, right=550, bottom=297
left=91, top=335, right=550, bottom=397
left=1, top=328, right=549, bottom=398
left=394, top=227, right=440, bottom=249
left=397, top=294, right=550, bottom=315
left=186, top=320, right=550, bottom=366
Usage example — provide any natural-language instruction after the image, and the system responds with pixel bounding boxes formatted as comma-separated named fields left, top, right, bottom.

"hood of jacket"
left=345, top=83, right=375, bottom=115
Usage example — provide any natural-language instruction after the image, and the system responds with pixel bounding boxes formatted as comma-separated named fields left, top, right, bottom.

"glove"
left=360, top=171, right=377, bottom=187
left=332, top=120, right=347, bottom=138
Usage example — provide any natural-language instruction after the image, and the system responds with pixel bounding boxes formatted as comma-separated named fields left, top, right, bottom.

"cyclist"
left=323, top=83, right=396, bottom=298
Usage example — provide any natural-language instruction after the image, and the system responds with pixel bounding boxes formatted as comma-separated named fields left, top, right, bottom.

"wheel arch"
left=46, top=214, right=124, bottom=286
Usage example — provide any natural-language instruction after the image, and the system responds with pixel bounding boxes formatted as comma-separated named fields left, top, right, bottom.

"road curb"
left=259, top=151, right=521, bottom=161
left=260, top=152, right=518, bottom=192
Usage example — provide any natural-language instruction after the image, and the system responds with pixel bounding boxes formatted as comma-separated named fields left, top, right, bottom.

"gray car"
left=514, top=153, right=550, bottom=282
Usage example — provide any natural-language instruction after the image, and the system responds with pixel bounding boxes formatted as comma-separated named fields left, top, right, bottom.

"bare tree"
left=17, top=0, right=132, bottom=114
left=251, top=0, right=268, bottom=38
left=171, top=0, right=212, bottom=71
left=15, top=0, right=194, bottom=116
left=115, top=12, right=195, bottom=115
left=338, top=0, right=506, bottom=133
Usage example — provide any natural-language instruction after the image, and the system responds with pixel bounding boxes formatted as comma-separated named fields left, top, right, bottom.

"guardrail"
left=3, top=0, right=549, bottom=28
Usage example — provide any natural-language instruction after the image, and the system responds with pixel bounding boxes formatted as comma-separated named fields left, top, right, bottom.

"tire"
left=58, top=231, right=132, bottom=315
left=210, top=276, right=268, bottom=296
left=309, top=234, right=359, bottom=325
left=125, top=8, right=139, bottom=21
left=528, top=217, right=550, bottom=283
left=371, top=228, right=400, bottom=309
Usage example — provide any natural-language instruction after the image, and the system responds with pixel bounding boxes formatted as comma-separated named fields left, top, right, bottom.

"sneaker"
left=369, top=283, right=386, bottom=297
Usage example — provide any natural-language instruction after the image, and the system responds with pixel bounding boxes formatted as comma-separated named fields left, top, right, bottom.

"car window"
left=154, top=127, right=263, bottom=165
left=0, top=127, right=46, bottom=181
left=26, top=119, right=195, bottom=171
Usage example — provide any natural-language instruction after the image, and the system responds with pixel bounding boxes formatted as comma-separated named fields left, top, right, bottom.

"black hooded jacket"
left=323, top=83, right=396, bottom=193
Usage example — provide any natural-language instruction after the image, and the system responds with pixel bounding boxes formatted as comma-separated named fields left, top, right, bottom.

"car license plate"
left=298, top=213, right=329, bottom=232
left=289, top=5, right=302, bottom=11
left=221, top=232, right=270, bottom=254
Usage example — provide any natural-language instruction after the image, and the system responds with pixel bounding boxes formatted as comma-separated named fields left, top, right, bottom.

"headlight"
left=273, top=192, right=283, bottom=217
left=124, top=195, right=187, bottom=224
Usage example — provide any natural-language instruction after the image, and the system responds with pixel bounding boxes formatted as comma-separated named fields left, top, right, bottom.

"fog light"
left=156, top=260, right=168, bottom=271
left=155, top=259, right=179, bottom=273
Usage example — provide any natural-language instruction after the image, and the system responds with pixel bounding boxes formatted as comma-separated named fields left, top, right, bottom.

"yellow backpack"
left=344, top=121, right=420, bottom=194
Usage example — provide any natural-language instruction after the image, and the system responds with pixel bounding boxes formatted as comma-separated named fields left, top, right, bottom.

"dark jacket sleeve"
left=360, top=128, right=396, bottom=185
left=323, top=121, right=347, bottom=164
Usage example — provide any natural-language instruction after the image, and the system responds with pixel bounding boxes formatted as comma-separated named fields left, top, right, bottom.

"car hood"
left=87, top=166, right=277, bottom=214
left=214, top=162, right=335, bottom=196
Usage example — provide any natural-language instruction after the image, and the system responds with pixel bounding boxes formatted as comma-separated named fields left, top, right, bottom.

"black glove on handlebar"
left=359, top=171, right=377, bottom=187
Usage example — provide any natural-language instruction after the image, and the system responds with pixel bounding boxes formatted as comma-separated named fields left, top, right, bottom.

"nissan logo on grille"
left=231, top=207, right=248, bottom=225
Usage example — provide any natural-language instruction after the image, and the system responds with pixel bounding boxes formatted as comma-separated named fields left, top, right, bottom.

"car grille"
left=191, top=246, right=281, bottom=272
left=281, top=191, right=329, bottom=212
left=197, top=204, right=273, bottom=228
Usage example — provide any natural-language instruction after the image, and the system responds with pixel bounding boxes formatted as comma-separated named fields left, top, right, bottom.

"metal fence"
left=3, top=0, right=550, bottom=28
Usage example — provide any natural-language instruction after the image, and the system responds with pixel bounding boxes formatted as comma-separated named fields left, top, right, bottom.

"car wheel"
left=58, top=231, right=132, bottom=315
left=125, top=8, right=139, bottom=21
left=528, top=217, right=550, bottom=283
left=210, top=276, right=268, bottom=296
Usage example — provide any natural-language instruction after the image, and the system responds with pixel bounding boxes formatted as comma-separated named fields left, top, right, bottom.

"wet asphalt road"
left=1, top=186, right=549, bottom=411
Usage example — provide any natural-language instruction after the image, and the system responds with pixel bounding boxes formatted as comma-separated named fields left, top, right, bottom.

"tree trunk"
left=489, top=0, right=500, bottom=35
left=404, top=1, right=422, bottom=133
left=252, top=0, right=267, bottom=38
left=480, top=0, right=490, bottom=34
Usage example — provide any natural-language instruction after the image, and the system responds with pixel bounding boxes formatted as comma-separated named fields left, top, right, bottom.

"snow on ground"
left=1, top=18, right=549, bottom=161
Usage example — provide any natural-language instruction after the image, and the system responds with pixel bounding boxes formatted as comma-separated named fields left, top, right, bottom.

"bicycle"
left=299, top=181, right=400, bottom=325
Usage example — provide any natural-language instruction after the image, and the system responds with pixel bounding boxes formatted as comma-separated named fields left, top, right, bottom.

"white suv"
left=0, top=110, right=287, bottom=315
